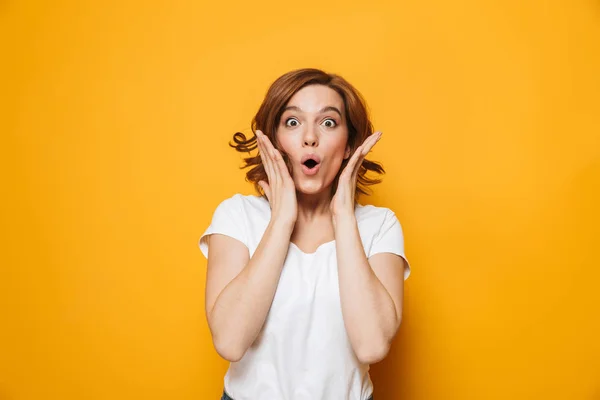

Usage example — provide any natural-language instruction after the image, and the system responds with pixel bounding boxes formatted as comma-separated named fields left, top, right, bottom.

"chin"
left=294, top=179, right=327, bottom=195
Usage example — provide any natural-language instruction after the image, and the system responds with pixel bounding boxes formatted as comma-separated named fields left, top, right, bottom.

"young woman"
left=198, top=68, right=411, bottom=400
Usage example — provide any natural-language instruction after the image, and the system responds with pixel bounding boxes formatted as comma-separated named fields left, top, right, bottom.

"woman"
left=198, top=68, right=411, bottom=400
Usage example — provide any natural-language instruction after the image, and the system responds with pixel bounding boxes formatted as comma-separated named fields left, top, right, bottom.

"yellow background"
left=2, top=0, right=599, bottom=399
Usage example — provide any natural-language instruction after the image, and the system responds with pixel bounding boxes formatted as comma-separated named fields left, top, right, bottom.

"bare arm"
left=205, top=217, right=294, bottom=362
left=334, top=214, right=405, bottom=364
left=329, top=131, right=406, bottom=364
left=205, top=129, right=297, bottom=362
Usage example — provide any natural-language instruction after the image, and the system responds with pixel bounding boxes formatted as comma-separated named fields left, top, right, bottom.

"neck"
left=295, top=189, right=332, bottom=221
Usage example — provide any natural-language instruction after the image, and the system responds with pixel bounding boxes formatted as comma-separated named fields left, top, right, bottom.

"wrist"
left=332, top=212, right=357, bottom=228
left=270, top=214, right=296, bottom=232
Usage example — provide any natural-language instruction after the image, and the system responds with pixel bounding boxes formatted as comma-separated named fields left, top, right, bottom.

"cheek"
left=275, top=135, right=297, bottom=172
left=274, top=133, right=292, bottom=154
left=324, top=138, right=349, bottom=173
left=330, top=135, right=350, bottom=159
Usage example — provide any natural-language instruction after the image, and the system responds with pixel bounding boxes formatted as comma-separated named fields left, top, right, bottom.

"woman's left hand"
left=330, top=131, right=382, bottom=222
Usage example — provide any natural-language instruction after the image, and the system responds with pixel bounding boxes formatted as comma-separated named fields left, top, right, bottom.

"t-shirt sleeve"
left=198, top=194, right=248, bottom=259
left=368, top=209, right=411, bottom=280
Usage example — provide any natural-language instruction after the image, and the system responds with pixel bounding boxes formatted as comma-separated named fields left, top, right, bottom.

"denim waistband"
left=221, top=391, right=373, bottom=400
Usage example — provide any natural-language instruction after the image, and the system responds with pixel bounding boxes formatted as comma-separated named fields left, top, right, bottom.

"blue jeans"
left=221, top=391, right=233, bottom=400
left=221, top=391, right=373, bottom=399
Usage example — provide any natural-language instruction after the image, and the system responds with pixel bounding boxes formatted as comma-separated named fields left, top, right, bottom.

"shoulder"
left=215, top=193, right=268, bottom=211
left=356, top=203, right=405, bottom=244
left=235, top=193, right=270, bottom=215
left=358, top=203, right=409, bottom=276
left=213, top=193, right=271, bottom=225
left=237, top=193, right=269, bottom=207
left=213, top=193, right=270, bottom=255
left=355, top=203, right=397, bottom=239
left=356, top=203, right=398, bottom=226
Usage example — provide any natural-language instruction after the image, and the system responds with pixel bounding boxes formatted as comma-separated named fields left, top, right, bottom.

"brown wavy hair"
left=229, top=68, right=385, bottom=201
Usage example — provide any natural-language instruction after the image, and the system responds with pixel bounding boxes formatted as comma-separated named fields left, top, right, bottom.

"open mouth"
left=300, top=154, right=321, bottom=175
left=303, top=159, right=319, bottom=169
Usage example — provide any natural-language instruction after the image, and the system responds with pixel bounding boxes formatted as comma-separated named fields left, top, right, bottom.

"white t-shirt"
left=198, top=193, right=410, bottom=400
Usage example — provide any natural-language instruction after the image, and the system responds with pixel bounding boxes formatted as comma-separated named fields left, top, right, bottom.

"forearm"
left=209, top=218, right=294, bottom=361
left=334, top=214, right=399, bottom=364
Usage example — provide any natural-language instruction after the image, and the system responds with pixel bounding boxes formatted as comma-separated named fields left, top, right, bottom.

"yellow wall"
left=2, top=0, right=599, bottom=399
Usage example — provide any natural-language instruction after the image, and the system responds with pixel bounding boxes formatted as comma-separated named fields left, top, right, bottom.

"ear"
left=344, top=144, right=352, bottom=160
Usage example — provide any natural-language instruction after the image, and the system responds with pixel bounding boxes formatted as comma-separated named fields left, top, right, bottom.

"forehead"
left=285, top=84, right=344, bottom=112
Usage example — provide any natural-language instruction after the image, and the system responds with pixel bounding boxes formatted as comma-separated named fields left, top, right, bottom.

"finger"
left=361, top=131, right=382, bottom=156
left=352, top=132, right=381, bottom=179
left=257, top=131, right=276, bottom=184
left=258, top=131, right=276, bottom=177
left=345, top=146, right=362, bottom=177
left=352, top=151, right=369, bottom=181
left=261, top=132, right=278, bottom=162
left=258, top=180, right=272, bottom=203
left=273, top=149, right=292, bottom=183
left=256, top=132, right=270, bottom=178
left=342, top=145, right=363, bottom=181
left=261, top=133, right=281, bottom=186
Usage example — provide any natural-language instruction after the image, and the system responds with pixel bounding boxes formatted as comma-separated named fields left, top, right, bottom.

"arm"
left=329, top=131, right=406, bottom=364
left=334, top=214, right=405, bottom=364
left=205, top=217, right=294, bottom=362
left=205, top=129, right=297, bottom=362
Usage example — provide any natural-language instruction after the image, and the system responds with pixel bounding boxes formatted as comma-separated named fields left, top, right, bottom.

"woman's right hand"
left=256, top=130, right=298, bottom=226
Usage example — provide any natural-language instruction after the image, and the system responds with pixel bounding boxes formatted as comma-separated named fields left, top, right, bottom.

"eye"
left=285, top=118, right=300, bottom=127
left=322, top=118, right=337, bottom=128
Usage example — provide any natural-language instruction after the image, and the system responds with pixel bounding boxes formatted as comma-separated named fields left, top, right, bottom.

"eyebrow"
left=283, top=105, right=343, bottom=119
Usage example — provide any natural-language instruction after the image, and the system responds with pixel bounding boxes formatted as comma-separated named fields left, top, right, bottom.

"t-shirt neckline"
left=289, top=240, right=335, bottom=255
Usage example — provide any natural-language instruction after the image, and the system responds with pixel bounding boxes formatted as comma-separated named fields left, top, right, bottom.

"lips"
left=301, top=153, right=321, bottom=166
left=300, top=153, right=321, bottom=175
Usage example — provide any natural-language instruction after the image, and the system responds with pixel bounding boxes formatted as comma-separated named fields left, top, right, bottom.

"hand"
left=330, top=131, right=382, bottom=222
left=256, top=130, right=298, bottom=226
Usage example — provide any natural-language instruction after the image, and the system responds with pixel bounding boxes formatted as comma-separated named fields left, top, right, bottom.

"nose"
left=303, top=125, right=318, bottom=147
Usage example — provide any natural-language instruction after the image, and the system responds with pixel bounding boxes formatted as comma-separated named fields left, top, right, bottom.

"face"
left=275, top=84, right=351, bottom=195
